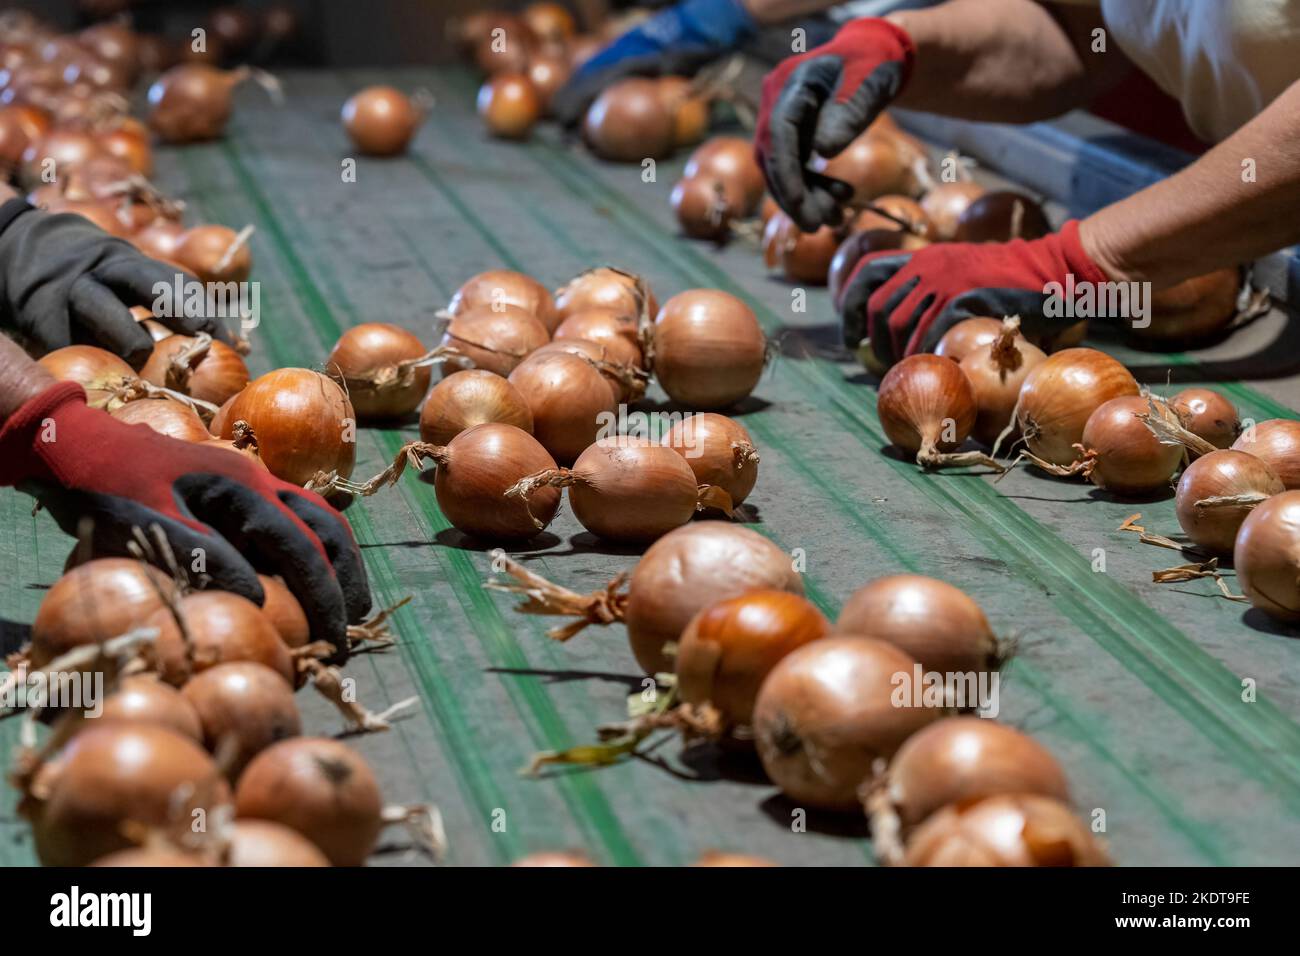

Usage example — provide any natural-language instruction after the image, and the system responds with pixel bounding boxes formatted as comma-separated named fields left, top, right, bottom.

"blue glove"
left=551, top=0, right=758, bottom=126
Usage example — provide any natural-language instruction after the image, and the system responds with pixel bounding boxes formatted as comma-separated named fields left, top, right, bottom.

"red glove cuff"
left=0, top=381, right=90, bottom=487
left=836, top=17, right=917, bottom=99
left=1055, top=219, right=1110, bottom=286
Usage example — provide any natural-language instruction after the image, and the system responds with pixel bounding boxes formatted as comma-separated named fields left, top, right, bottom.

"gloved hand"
left=551, top=0, right=758, bottom=127
left=0, top=200, right=235, bottom=368
left=836, top=220, right=1111, bottom=368
left=0, top=382, right=371, bottom=659
left=755, top=18, right=914, bottom=231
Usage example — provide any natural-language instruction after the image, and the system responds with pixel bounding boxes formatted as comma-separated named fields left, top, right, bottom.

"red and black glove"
left=0, top=382, right=370, bottom=659
left=836, top=220, right=1111, bottom=368
left=754, top=18, right=915, bottom=232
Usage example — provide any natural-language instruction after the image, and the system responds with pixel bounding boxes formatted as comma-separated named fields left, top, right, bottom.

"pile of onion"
left=141, top=332, right=250, bottom=406
left=508, top=351, right=619, bottom=464
left=448, top=268, right=559, bottom=333
left=650, top=289, right=767, bottom=410
left=1233, top=490, right=1300, bottom=620
left=661, top=412, right=759, bottom=508
left=440, top=305, right=550, bottom=378
left=903, top=793, right=1108, bottom=866
left=1015, top=348, right=1139, bottom=466
left=1232, top=419, right=1300, bottom=489
left=326, top=322, right=432, bottom=420
left=958, top=317, right=1047, bottom=447
left=182, top=661, right=301, bottom=780
left=849, top=194, right=933, bottom=237
left=753, top=637, right=938, bottom=810
left=877, top=354, right=1002, bottom=471
left=1175, top=450, right=1284, bottom=555
left=419, top=368, right=533, bottom=445
left=583, top=78, right=674, bottom=162
left=147, top=64, right=279, bottom=143
left=477, top=73, right=540, bottom=140
left=342, top=85, right=425, bottom=155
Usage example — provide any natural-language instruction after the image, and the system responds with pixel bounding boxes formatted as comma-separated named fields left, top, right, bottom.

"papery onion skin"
left=959, top=330, right=1046, bottom=447
left=226, top=819, right=331, bottom=866
left=583, top=78, right=674, bottom=162
left=754, top=637, right=939, bottom=810
left=440, top=305, right=550, bottom=379
left=553, top=307, right=643, bottom=369
left=1172, top=387, right=1239, bottom=451
left=903, top=794, right=1109, bottom=867
left=1233, top=419, right=1300, bottom=489
left=555, top=267, right=657, bottom=324
left=111, top=397, right=211, bottom=443
left=1175, top=450, right=1283, bottom=555
left=562, top=438, right=701, bottom=543
left=448, top=269, right=559, bottom=334
left=342, top=85, right=422, bottom=155
left=182, top=662, right=303, bottom=781
left=652, top=289, right=766, bottom=410
left=508, top=351, right=619, bottom=464
left=146, top=591, right=294, bottom=687
left=1016, top=348, right=1139, bottom=466
left=326, top=322, right=430, bottom=420
left=235, top=737, right=383, bottom=866
left=477, top=73, right=541, bottom=140
left=98, top=675, right=204, bottom=743
left=683, top=136, right=764, bottom=214
left=626, top=521, right=804, bottom=675
left=140, top=334, right=250, bottom=407
left=223, top=368, right=356, bottom=486
left=836, top=575, right=998, bottom=676
left=876, top=354, right=976, bottom=457
left=920, top=181, right=986, bottom=242
left=419, top=369, right=533, bottom=445
left=677, top=589, right=830, bottom=728
left=953, top=191, right=1050, bottom=243
left=436, top=423, right=562, bottom=539
left=1233, top=490, right=1300, bottom=621
left=661, top=412, right=759, bottom=505
left=1080, top=396, right=1184, bottom=495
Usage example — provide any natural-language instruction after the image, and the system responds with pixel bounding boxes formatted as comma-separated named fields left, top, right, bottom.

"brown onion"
left=477, top=73, right=540, bottom=140
left=1234, top=490, right=1300, bottom=620
left=37, top=344, right=134, bottom=406
left=812, top=131, right=919, bottom=206
left=836, top=575, right=999, bottom=675
left=527, top=53, right=571, bottom=113
left=449, top=268, right=559, bottom=334
left=133, top=219, right=186, bottom=261
left=1172, top=387, right=1239, bottom=451
left=327, top=322, right=431, bottom=420
left=953, top=191, right=1050, bottom=243
left=0, top=106, right=31, bottom=173
left=553, top=307, right=642, bottom=368
left=1232, top=419, right=1300, bottom=489
left=530, top=338, right=645, bottom=403
left=661, top=412, right=759, bottom=506
left=111, top=396, right=211, bottom=443
left=420, top=368, right=533, bottom=445
left=754, top=637, right=938, bottom=810
left=827, top=228, right=929, bottom=305
left=762, top=210, right=841, bottom=285
left=141, top=333, right=250, bottom=407
left=98, top=675, right=203, bottom=742
left=920, top=181, right=986, bottom=241
left=147, top=65, right=271, bottom=143
left=341, top=85, right=424, bottom=156
left=432, top=423, right=563, bottom=539
left=508, top=351, right=619, bottom=464
left=146, top=590, right=293, bottom=686
left=183, top=662, right=302, bottom=780
left=683, top=136, right=764, bottom=214
left=877, top=354, right=990, bottom=469
left=1175, top=450, right=1284, bottom=555
left=903, top=793, right=1108, bottom=867
left=512, top=850, right=597, bottom=867
left=934, top=317, right=1002, bottom=362
left=19, top=126, right=106, bottom=186
left=1072, top=396, right=1183, bottom=495
left=523, top=2, right=577, bottom=42
left=850, top=194, right=932, bottom=238
left=651, top=289, right=766, bottom=410
left=583, top=78, right=674, bottom=162
left=223, top=368, right=356, bottom=485
left=1015, top=348, right=1139, bottom=466
left=677, top=589, right=830, bottom=729
left=173, top=223, right=253, bottom=284
left=659, top=75, right=710, bottom=149
left=98, top=121, right=152, bottom=176
left=440, top=305, right=550, bottom=378
left=225, top=819, right=330, bottom=866
left=257, top=573, right=310, bottom=651
left=555, top=267, right=657, bottom=324
left=958, top=318, right=1046, bottom=447
left=1131, top=269, right=1240, bottom=344
left=673, top=174, right=747, bottom=242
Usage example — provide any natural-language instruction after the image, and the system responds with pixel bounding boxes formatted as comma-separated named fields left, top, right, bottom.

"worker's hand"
left=755, top=18, right=914, bottom=231
left=551, top=0, right=758, bottom=127
left=837, top=220, right=1111, bottom=368
left=0, top=382, right=371, bottom=659
left=0, top=201, right=235, bottom=368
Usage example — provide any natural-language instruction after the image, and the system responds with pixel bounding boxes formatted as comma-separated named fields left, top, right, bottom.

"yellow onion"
left=1232, top=419, right=1300, bottom=489
left=661, top=412, right=759, bottom=506
left=507, top=351, right=619, bottom=464
left=1175, top=450, right=1283, bottom=555
left=419, top=368, right=533, bottom=445
left=959, top=319, right=1046, bottom=447
left=1172, top=387, right=1239, bottom=452
left=1015, top=348, right=1139, bottom=466
left=903, top=794, right=1108, bottom=867
left=449, top=268, right=558, bottom=333
left=326, top=322, right=431, bottom=420
left=110, top=397, right=211, bottom=443
left=1234, top=490, right=1300, bottom=620
left=651, top=289, right=766, bottom=410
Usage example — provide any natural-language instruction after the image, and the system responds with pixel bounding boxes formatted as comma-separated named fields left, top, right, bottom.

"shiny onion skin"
left=659, top=75, right=710, bottom=149
left=526, top=53, right=571, bottom=113
left=140, top=333, right=250, bottom=406
left=326, top=322, right=431, bottom=420
left=1234, top=490, right=1300, bottom=620
left=762, top=210, right=841, bottom=285
left=676, top=590, right=830, bottom=728
left=651, top=289, right=766, bottom=410
left=903, top=794, right=1109, bottom=867
left=146, top=65, right=255, bottom=143
left=145, top=591, right=294, bottom=687
left=477, top=73, right=541, bottom=140
left=626, top=521, right=804, bottom=675
left=512, top=850, right=597, bottom=867
left=257, top=573, right=311, bottom=650
left=959, top=324, right=1046, bottom=447
left=836, top=575, right=999, bottom=676
left=182, top=662, right=303, bottom=780
left=133, top=219, right=186, bottom=261
left=583, top=78, right=674, bottom=162
left=673, top=175, right=748, bottom=242
left=1233, top=419, right=1300, bottom=489
left=530, top=338, right=643, bottom=404
left=811, top=131, right=919, bottom=205
left=507, top=351, right=619, bottom=464
left=661, top=412, right=759, bottom=506
left=753, top=637, right=939, bottom=810
left=209, top=392, right=238, bottom=436
left=223, top=368, right=357, bottom=486
left=1175, top=450, right=1283, bottom=555
left=850, top=194, right=933, bottom=238
left=174, top=224, right=252, bottom=284
left=876, top=355, right=977, bottom=464
left=37, top=344, right=133, bottom=407
left=553, top=307, right=643, bottom=369
left=953, top=191, right=1051, bottom=243
left=27, top=724, right=230, bottom=867
left=30, top=559, right=174, bottom=668
left=920, top=181, right=986, bottom=242
left=419, top=369, right=534, bottom=445
left=225, top=819, right=331, bottom=867
left=110, top=397, right=211, bottom=443
left=440, top=306, right=550, bottom=378
left=555, top=267, right=657, bottom=324
left=827, top=228, right=929, bottom=305
left=435, top=423, right=562, bottom=539
left=342, top=85, right=423, bottom=155
left=683, top=136, right=764, bottom=214
left=693, top=851, right=778, bottom=867
left=523, top=2, right=578, bottom=43
left=1131, top=269, right=1240, bottom=343
left=448, top=269, right=559, bottom=334
left=1172, top=387, right=1239, bottom=451
left=98, top=675, right=203, bottom=743
left=19, top=127, right=107, bottom=187
left=234, top=737, right=383, bottom=866
left=934, top=317, right=1003, bottom=362
left=1079, top=396, right=1184, bottom=496
left=1016, top=349, right=1139, bottom=466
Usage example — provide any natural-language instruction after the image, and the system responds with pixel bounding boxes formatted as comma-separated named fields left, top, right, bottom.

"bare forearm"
left=0, top=334, right=55, bottom=420
left=1081, top=79, right=1300, bottom=287
left=743, top=0, right=836, bottom=22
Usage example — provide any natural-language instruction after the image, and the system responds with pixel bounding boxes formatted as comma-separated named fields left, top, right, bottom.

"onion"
left=953, top=191, right=1050, bottom=243
left=877, top=354, right=1002, bottom=470
left=526, top=52, right=571, bottom=113
left=477, top=73, right=540, bottom=140
left=583, top=78, right=674, bottom=162
left=1065, top=395, right=1184, bottom=495
left=507, top=351, right=619, bottom=464
left=340, top=84, right=424, bottom=155
left=865, top=716, right=1070, bottom=862
left=512, top=851, right=596, bottom=867
left=1131, top=269, right=1240, bottom=344
left=673, top=175, right=747, bottom=242
left=98, top=122, right=152, bottom=176
left=509, top=437, right=714, bottom=543
left=523, top=2, right=577, bottom=42
left=234, top=737, right=383, bottom=866
left=958, top=318, right=1046, bottom=447
left=827, top=228, right=929, bottom=305
left=173, top=223, right=253, bottom=284
left=683, top=136, right=764, bottom=214
left=27, top=724, right=229, bottom=867
left=19, top=126, right=106, bottom=186
left=661, top=412, right=759, bottom=506
left=47, top=197, right=133, bottom=237
left=326, top=322, right=431, bottom=420
left=257, top=573, right=310, bottom=652
left=677, top=590, right=829, bottom=730
left=183, top=662, right=302, bottom=780
left=811, top=131, right=919, bottom=206
left=77, top=22, right=138, bottom=82
left=762, top=210, right=841, bottom=285
left=208, top=6, right=259, bottom=56
left=659, top=75, right=710, bottom=149
left=850, top=194, right=932, bottom=238
left=1232, top=419, right=1300, bottom=489
left=223, top=368, right=356, bottom=486
left=440, top=306, right=550, bottom=378
left=209, top=392, right=238, bottom=436
left=37, top=345, right=134, bottom=407
left=98, top=675, right=203, bottom=742
left=555, top=267, right=657, bottom=324
left=903, top=794, right=1108, bottom=866
left=141, top=333, right=250, bottom=407
left=0, top=107, right=31, bottom=173
left=420, top=368, right=533, bottom=445
left=693, top=851, right=778, bottom=867
left=530, top=338, right=646, bottom=403
left=1234, top=490, right=1300, bottom=620
left=753, top=637, right=938, bottom=810
left=225, top=819, right=331, bottom=866
left=133, top=219, right=186, bottom=261
left=1015, top=348, right=1139, bottom=466
left=92, top=848, right=211, bottom=867
left=147, top=65, right=274, bottom=143
left=472, top=18, right=535, bottom=75
left=146, top=590, right=294, bottom=686
left=651, top=289, right=767, bottom=410
left=836, top=575, right=999, bottom=675
left=920, top=181, right=986, bottom=241
left=934, top=317, right=1002, bottom=362
left=449, top=268, right=558, bottom=334
left=111, top=396, right=211, bottom=443
left=1172, top=387, right=1239, bottom=451
left=553, top=307, right=642, bottom=368
left=1175, top=450, right=1284, bottom=555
